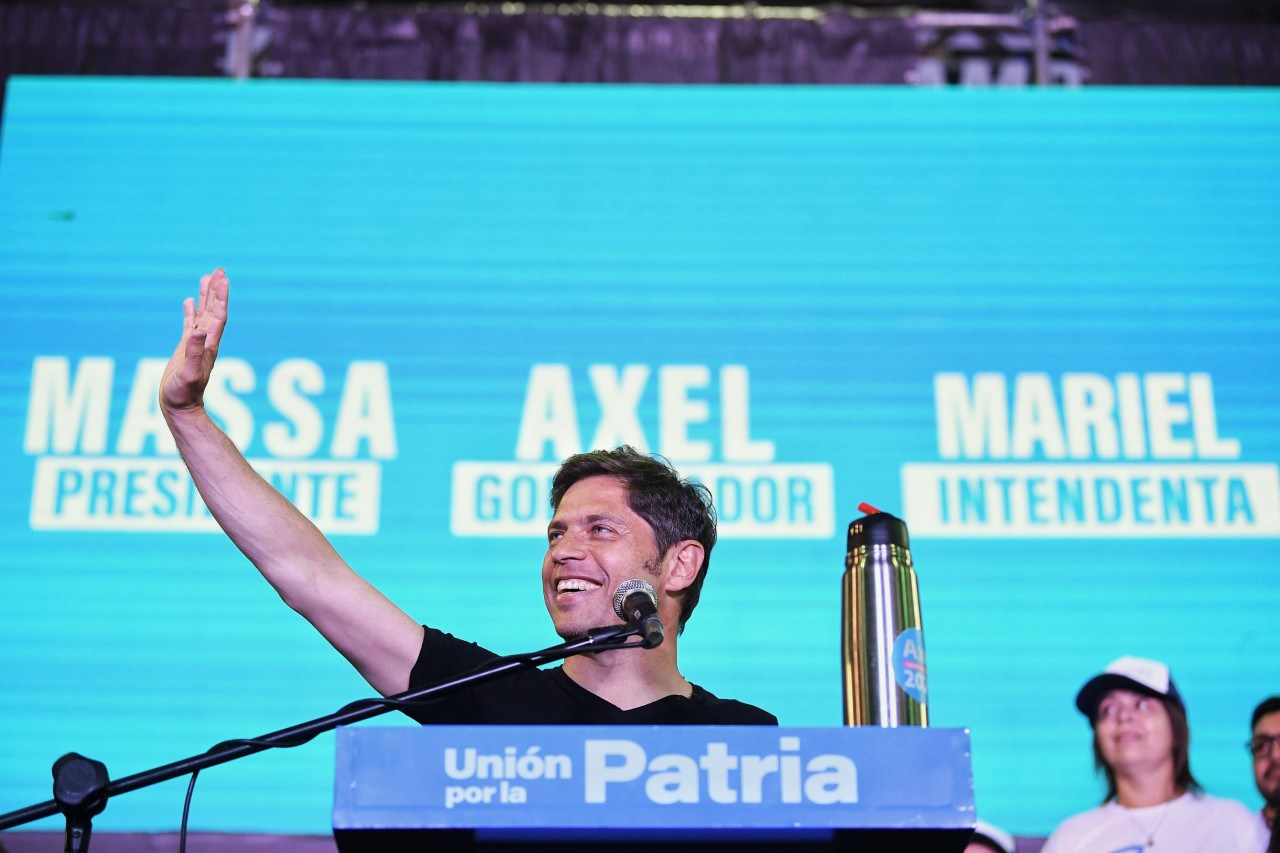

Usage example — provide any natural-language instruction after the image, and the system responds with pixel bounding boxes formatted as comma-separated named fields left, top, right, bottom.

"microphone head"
left=612, top=578, right=657, bottom=620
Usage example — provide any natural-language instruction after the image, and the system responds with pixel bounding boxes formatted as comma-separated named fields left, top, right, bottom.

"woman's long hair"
left=1092, top=694, right=1203, bottom=804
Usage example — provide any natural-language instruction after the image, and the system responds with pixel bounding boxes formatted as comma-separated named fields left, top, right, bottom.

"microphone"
left=612, top=579, right=664, bottom=649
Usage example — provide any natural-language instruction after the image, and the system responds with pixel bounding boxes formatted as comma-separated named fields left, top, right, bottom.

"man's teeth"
left=557, top=579, right=602, bottom=593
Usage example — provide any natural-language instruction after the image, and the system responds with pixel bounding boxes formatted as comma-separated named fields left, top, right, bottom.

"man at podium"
left=159, top=268, right=776, bottom=727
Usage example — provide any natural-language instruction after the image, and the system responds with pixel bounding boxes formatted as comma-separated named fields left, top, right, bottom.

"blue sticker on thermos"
left=892, top=627, right=927, bottom=703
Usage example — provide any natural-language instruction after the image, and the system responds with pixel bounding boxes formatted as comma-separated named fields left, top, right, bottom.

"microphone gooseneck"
left=612, top=579, right=664, bottom=649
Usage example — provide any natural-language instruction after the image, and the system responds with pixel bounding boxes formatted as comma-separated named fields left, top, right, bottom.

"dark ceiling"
left=906, top=0, right=1276, bottom=22
left=295, top=0, right=1278, bottom=23
left=13, top=0, right=1275, bottom=22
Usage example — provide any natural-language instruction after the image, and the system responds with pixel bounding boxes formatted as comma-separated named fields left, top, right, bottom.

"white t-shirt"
left=1042, top=792, right=1267, bottom=853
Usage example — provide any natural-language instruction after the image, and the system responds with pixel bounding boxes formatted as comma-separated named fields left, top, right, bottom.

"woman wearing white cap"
left=1043, top=656, right=1266, bottom=853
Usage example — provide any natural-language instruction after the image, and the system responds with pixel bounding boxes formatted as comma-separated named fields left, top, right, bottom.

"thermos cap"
left=847, top=511, right=911, bottom=552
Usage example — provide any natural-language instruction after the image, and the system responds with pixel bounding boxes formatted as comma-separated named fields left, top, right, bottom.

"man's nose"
left=549, top=531, right=584, bottom=561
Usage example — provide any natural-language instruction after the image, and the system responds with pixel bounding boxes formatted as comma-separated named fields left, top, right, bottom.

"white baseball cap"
left=1075, top=655, right=1184, bottom=721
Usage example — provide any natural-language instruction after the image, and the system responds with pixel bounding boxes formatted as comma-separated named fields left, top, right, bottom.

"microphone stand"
left=0, top=623, right=645, bottom=851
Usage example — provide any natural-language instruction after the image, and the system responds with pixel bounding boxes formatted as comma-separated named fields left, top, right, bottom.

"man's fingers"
left=186, top=325, right=208, bottom=353
left=201, top=270, right=229, bottom=346
left=170, top=296, right=197, bottom=361
left=193, top=270, right=227, bottom=331
left=215, top=269, right=228, bottom=314
left=163, top=270, right=230, bottom=411
left=197, top=274, right=211, bottom=321
left=203, top=317, right=227, bottom=351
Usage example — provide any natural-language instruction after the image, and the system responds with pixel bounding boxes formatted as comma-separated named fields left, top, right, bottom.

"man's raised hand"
left=160, top=268, right=229, bottom=414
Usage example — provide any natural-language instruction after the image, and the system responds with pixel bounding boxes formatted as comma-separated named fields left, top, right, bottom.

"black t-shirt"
left=402, top=627, right=777, bottom=726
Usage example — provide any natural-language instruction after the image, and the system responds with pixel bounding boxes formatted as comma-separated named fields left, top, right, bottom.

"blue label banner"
left=333, top=726, right=973, bottom=830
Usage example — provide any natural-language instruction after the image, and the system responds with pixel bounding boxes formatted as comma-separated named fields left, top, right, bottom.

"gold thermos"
left=841, top=507, right=928, bottom=727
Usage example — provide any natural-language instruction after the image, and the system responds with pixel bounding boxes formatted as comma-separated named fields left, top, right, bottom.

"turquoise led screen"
left=1, top=77, right=1278, bottom=837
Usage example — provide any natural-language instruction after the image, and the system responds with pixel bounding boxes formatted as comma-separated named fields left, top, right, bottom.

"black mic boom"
left=612, top=579, right=664, bottom=648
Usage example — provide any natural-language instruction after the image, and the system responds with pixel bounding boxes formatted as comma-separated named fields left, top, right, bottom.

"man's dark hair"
left=1252, top=696, right=1280, bottom=730
left=1092, top=694, right=1202, bottom=803
left=549, top=446, right=716, bottom=634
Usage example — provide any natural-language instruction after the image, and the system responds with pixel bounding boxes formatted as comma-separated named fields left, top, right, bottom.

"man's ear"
left=664, top=540, right=704, bottom=592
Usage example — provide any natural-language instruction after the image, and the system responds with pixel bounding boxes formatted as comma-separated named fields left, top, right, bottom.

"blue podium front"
left=333, top=726, right=975, bottom=852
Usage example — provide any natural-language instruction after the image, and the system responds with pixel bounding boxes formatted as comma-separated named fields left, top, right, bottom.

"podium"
left=333, top=726, right=974, bottom=852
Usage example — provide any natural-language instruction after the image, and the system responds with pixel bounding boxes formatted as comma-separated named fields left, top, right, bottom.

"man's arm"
left=159, top=269, right=424, bottom=696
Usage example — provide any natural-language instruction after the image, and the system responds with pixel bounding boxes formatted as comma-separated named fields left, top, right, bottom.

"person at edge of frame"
left=1041, top=656, right=1265, bottom=853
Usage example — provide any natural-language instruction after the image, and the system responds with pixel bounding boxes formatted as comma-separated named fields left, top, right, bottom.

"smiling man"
left=403, top=448, right=776, bottom=725
left=161, top=269, right=774, bottom=726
